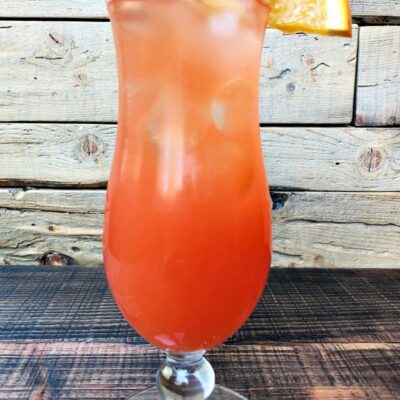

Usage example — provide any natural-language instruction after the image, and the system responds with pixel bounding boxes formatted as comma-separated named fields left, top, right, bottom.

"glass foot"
left=127, top=385, right=247, bottom=399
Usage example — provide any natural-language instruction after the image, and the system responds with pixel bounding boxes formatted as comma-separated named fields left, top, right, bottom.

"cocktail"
left=103, top=0, right=351, bottom=398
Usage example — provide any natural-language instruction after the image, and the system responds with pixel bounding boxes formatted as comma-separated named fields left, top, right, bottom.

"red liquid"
left=104, top=0, right=271, bottom=352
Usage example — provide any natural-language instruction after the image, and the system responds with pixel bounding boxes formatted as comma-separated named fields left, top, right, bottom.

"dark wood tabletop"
left=0, top=266, right=399, bottom=399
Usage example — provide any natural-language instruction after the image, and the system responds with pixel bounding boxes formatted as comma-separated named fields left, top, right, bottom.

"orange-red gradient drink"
left=104, top=0, right=271, bottom=353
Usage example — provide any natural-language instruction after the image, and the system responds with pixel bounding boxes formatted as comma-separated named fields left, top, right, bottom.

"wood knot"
left=77, top=134, right=104, bottom=162
left=47, top=32, right=65, bottom=49
left=82, top=135, right=99, bottom=155
left=39, top=252, right=75, bottom=266
left=271, top=193, right=289, bottom=211
left=44, top=32, right=71, bottom=59
left=358, top=147, right=386, bottom=173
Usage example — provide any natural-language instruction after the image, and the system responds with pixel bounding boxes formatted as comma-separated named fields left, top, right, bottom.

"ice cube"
left=195, top=139, right=255, bottom=199
left=209, top=12, right=239, bottom=38
left=114, top=0, right=152, bottom=37
left=211, top=78, right=255, bottom=135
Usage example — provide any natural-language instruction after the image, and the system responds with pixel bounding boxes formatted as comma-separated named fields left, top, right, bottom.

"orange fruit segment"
left=262, top=0, right=352, bottom=37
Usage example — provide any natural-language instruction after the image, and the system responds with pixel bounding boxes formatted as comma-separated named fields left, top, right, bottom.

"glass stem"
left=157, top=351, right=215, bottom=399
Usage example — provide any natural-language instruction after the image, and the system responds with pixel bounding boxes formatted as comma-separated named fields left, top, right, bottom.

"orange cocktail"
left=104, top=0, right=271, bottom=353
left=103, top=0, right=352, bottom=398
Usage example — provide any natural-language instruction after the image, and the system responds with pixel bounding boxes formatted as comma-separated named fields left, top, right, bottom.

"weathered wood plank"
left=356, top=26, right=400, bottom=126
left=351, top=0, right=400, bottom=18
left=0, top=22, right=357, bottom=123
left=0, top=267, right=399, bottom=344
left=260, top=27, right=357, bottom=124
left=0, top=0, right=109, bottom=19
left=0, top=188, right=105, bottom=213
left=272, top=192, right=400, bottom=269
left=0, top=22, right=116, bottom=122
left=0, top=124, right=114, bottom=187
left=263, top=127, right=400, bottom=191
left=2, top=125, right=400, bottom=191
left=0, top=189, right=399, bottom=269
left=0, top=1, right=398, bottom=19
left=0, top=189, right=104, bottom=266
left=0, top=341, right=399, bottom=399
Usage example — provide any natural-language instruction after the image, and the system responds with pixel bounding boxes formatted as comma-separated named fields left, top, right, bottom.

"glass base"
left=127, top=385, right=247, bottom=399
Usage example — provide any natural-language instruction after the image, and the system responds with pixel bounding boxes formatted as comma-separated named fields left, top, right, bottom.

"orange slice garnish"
left=263, top=0, right=352, bottom=37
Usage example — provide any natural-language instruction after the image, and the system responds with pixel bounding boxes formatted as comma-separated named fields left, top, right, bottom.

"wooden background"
left=0, top=1, right=399, bottom=268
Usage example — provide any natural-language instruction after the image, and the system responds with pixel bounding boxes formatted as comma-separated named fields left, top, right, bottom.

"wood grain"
left=356, top=26, right=400, bottom=126
left=0, top=267, right=399, bottom=344
left=0, top=342, right=399, bottom=400
left=0, top=0, right=109, bottom=18
left=350, top=0, right=400, bottom=18
left=0, top=189, right=399, bottom=268
left=0, top=1, right=397, bottom=19
left=0, top=124, right=114, bottom=187
left=272, top=191, right=400, bottom=268
left=2, top=125, right=400, bottom=191
left=260, top=28, right=357, bottom=124
left=263, top=127, right=400, bottom=191
left=0, top=189, right=104, bottom=266
left=0, top=266, right=399, bottom=399
left=0, top=22, right=357, bottom=124
left=0, top=22, right=116, bottom=122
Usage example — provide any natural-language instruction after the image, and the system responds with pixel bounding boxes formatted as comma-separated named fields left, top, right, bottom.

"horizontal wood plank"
left=0, top=341, right=399, bottom=399
left=0, top=267, right=399, bottom=398
left=0, top=189, right=104, bottom=266
left=0, top=124, right=114, bottom=187
left=0, top=22, right=357, bottom=123
left=263, top=127, right=400, bottom=191
left=356, top=26, right=400, bottom=126
left=260, top=28, right=357, bottom=124
left=0, top=22, right=116, bottom=122
left=0, top=189, right=399, bottom=269
left=0, top=267, right=399, bottom=344
left=0, top=1, right=397, bottom=19
left=0, top=0, right=109, bottom=18
left=350, top=0, right=400, bottom=17
left=273, top=192, right=400, bottom=269
left=2, top=125, right=400, bottom=191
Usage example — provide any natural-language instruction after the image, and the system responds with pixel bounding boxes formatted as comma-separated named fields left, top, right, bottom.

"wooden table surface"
left=0, top=267, right=399, bottom=399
